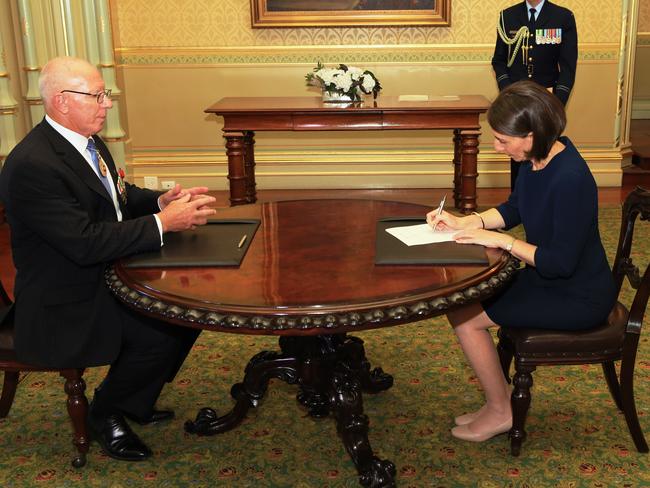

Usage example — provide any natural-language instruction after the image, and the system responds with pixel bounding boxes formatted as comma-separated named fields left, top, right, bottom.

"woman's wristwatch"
left=505, top=237, right=516, bottom=253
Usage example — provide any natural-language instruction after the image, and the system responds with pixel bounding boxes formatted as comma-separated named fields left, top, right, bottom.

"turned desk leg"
left=243, top=131, right=257, bottom=203
left=452, top=129, right=462, bottom=209
left=224, top=131, right=249, bottom=206
left=459, top=131, right=480, bottom=214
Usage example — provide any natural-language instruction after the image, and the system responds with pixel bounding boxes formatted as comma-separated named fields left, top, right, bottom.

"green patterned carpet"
left=1, top=205, right=649, bottom=487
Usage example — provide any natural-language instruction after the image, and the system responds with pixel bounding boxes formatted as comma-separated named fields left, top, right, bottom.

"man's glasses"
left=60, top=89, right=111, bottom=104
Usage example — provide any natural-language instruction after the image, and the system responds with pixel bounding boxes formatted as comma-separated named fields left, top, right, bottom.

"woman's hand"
left=453, top=229, right=513, bottom=249
left=426, top=209, right=475, bottom=232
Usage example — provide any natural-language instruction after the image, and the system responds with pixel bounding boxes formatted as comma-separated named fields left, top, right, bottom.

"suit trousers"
left=91, top=304, right=199, bottom=419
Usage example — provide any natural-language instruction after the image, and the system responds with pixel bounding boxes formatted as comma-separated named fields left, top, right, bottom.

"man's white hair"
left=39, top=57, right=98, bottom=110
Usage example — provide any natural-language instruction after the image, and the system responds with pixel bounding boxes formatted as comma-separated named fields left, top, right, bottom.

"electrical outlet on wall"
left=161, top=180, right=176, bottom=190
left=143, top=176, right=158, bottom=189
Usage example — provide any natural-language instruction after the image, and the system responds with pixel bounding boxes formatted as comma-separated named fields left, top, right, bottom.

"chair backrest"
left=611, top=186, right=650, bottom=335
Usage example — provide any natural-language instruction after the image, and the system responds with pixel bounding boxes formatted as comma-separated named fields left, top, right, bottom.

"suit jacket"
left=492, top=1, right=577, bottom=105
left=0, top=120, right=163, bottom=368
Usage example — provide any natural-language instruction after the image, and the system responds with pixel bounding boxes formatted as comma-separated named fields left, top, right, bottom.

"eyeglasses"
left=60, top=88, right=111, bottom=104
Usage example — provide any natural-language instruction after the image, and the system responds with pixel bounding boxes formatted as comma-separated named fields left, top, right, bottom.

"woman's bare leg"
left=447, top=303, right=511, bottom=440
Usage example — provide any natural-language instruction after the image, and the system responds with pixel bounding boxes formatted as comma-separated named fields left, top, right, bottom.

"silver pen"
left=432, top=194, right=446, bottom=232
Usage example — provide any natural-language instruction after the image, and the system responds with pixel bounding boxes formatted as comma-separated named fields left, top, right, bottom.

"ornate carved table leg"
left=329, top=337, right=396, bottom=488
left=185, top=351, right=299, bottom=435
left=452, top=129, right=462, bottom=209
left=346, top=336, right=393, bottom=393
left=281, top=335, right=336, bottom=418
left=186, top=334, right=396, bottom=487
left=223, top=131, right=248, bottom=206
left=459, top=130, right=480, bottom=214
left=243, top=131, right=257, bottom=203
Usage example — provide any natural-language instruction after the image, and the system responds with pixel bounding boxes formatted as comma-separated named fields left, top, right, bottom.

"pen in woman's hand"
left=432, top=194, right=446, bottom=232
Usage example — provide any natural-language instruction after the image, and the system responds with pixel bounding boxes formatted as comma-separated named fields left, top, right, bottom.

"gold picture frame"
left=251, top=1, right=450, bottom=28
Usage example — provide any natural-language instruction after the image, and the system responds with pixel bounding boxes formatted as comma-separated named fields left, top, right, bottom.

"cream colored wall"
left=111, top=0, right=628, bottom=191
left=633, top=2, right=650, bottom=118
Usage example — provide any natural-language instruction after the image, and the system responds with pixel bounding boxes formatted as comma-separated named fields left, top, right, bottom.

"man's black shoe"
left=89, top=413, right=152, bottom=461
left=123, top=409, right=175, bottom=426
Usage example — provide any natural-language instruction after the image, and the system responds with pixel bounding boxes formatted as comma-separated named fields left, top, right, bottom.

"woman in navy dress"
left=426, top=81, right=615, bottom=443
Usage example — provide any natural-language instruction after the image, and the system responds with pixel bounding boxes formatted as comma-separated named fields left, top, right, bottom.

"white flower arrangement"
left=306, top=62, right=382, bottom=102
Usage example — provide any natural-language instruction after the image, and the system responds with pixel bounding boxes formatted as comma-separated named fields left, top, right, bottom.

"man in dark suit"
left=0, top=57, right=217, bottom=461
left=492, top=0, right=577, bottom=189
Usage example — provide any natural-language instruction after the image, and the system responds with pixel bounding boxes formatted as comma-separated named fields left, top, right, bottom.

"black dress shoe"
left=89, top=413, right=152, bottom=461
left=123, top=409, right=175, bottom=426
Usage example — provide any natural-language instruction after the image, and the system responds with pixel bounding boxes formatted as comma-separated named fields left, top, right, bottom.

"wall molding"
left=128, top=147, right=624, bottom=190
left=115, top=43, right=620, bottom=66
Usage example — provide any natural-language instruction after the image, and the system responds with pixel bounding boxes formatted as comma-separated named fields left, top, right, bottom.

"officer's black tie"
left=529, top=7, right=537, bottom=29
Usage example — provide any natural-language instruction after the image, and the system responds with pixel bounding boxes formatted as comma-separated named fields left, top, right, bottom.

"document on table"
left=397, top=95, right=461, bottom=102
left=385, top=223, right=457, bottom=247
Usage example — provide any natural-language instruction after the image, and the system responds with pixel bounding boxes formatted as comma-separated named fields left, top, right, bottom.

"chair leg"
left=510, top=364, right=535, bottom=457
left=0, top=371, right=19, bottom=418
left=60, top=369, right=89, bottom=468
left=601, top=361, right=623, bottom=411
left=619, top=355, right=649, bottom=453
left=496, top=339, right=513, bottom=384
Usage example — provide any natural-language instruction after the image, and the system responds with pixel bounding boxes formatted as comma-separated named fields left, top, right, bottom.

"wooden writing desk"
left=205, top=96, right=490, bottom=213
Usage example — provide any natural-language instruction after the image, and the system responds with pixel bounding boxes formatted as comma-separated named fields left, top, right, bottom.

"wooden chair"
left=0, top=279, right=90, bottom=467
left=497, top=186, right=650, bottom=456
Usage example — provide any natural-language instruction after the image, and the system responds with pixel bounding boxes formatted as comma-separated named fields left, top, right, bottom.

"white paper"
left=397, top=95, right=460, bottom=102
left=398, top=94, right=429, bottom=101
left=386, top=224, right=457, bottom=247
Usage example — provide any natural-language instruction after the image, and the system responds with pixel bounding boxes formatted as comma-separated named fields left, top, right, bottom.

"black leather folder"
left=123, top=220, right=260, bottom=268
left=375, top=217, right=488, bottom=265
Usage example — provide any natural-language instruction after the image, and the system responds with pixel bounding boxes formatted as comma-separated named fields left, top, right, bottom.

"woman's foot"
left=454, top=404, right=487, bottom=426
left=451, top=408, right=512, bottom=442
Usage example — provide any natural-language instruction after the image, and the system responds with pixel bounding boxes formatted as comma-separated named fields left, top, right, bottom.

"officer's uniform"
left=491, top=1, right=577, bottom=188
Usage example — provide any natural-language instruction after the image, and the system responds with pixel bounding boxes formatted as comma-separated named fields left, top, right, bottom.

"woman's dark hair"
left=487, top=81, right=566, bottom=161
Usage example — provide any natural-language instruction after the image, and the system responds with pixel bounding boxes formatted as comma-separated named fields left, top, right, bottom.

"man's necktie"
left=529, top=7, right=537, bottom=28
left=87, top=138, right=112, bottom=197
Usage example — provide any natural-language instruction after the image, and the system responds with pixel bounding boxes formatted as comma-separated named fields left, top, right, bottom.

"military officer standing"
left=491, top=0, right=577, bottom=189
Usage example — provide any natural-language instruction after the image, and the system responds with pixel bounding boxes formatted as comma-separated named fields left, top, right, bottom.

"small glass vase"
left=322, top=91, right=354, bottom=103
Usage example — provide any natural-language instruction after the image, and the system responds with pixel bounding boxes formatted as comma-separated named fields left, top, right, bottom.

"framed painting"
left=251, top=0, right=450, bottom=28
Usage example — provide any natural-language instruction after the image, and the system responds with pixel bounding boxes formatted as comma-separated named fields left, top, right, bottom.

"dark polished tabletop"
left=109, top=199, right=516, bottom=335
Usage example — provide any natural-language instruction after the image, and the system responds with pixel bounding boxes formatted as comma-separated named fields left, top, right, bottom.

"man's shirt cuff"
left=153, top=214, right=164, bottom=246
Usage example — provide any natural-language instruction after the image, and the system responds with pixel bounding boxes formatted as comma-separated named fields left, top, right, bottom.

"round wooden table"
left=107, top=199, right=517, bottom=488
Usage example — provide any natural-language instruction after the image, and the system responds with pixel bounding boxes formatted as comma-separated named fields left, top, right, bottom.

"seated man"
left=0, top=56, right=217, bottom=461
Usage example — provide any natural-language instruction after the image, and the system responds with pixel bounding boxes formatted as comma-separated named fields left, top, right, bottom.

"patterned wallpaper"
left=640, top=0, right=650, bottom=32
left=114, top=0, right=622, bottom=48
